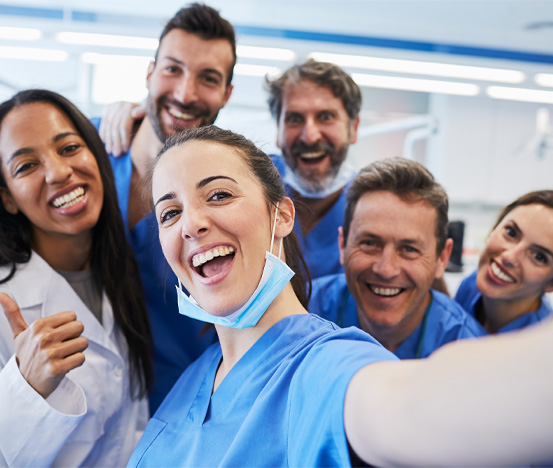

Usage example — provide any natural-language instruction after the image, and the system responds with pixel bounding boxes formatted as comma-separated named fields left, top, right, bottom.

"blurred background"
left=1, top=0, right=552, bottom=290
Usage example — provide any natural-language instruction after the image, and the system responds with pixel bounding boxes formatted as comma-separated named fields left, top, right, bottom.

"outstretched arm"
left=345, top=318, right=553, bottom=467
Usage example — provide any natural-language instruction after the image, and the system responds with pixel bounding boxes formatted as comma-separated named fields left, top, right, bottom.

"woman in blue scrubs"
left=130, top=126, right=553, bottom=467
left=455, top=191, right=553, bottom=334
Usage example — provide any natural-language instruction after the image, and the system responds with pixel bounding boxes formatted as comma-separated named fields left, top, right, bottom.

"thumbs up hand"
left=0, top=293, right=88, bottom=399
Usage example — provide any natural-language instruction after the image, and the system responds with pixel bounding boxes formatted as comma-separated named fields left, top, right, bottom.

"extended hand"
left=0, top=293, right=88, bottom=399
left=99, top=101, right=146, bottom=157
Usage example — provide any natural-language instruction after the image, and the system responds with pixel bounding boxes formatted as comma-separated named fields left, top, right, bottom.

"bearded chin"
left=146, top=97, right=220, bottom=143
left=293, top=165, right=340, bottom=194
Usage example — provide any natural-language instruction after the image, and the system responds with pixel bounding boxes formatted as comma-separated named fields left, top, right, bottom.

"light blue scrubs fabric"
left=310, top=273, right=484, bottom=359
left=128, top=314, right=397, bottom=467
left=92, top=118, right=216, bottom=413
left=270, top=154, right=347, bottom=279
left=454, top=270, right=553, bottom=333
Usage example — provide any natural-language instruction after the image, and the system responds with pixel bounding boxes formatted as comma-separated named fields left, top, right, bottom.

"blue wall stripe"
left=234, top=25, right=553, bottom=65
left=1, top=3, right=553, bottom=66
left=0, top=4, right=63, bottom=20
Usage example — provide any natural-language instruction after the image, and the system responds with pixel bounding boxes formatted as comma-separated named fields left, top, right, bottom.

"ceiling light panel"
left=311, top=52, right=525, bottom=83
left=57, top=32, right=158, bottom=50
left=352, top=73, right=480, bottom=96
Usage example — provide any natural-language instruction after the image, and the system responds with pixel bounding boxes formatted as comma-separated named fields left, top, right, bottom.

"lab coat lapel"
left=11, top=252, right=121, bottom=358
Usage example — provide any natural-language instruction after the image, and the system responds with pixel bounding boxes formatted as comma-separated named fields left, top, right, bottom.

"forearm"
left=0, top=356, right=85, bottom=467
left=345, top=319, right=553, bottom=467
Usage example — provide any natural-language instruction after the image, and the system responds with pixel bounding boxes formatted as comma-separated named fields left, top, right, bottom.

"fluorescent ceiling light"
left=81, top=52, right=152, bottom=66
left=234, top=63, right=281, bottom=78
left=352, top=73, right=480, bottom=96
left=0, top=26, right=41, bottom=40
left=486, top=86, right=553, bottom=104
left=0, top=46, right=67, bottom=61
left=237, top=45, right=295, bottom=61
left=311, top=52, right=525, bottom=84
left=57, top=32, right=158, bottom=50
left=535, top=74, right=553, bottom=88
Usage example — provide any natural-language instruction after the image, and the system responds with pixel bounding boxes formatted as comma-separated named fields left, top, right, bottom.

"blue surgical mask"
left=175, top=203, right=295, bottom=329
left=282, top=161, right=357, bottom=199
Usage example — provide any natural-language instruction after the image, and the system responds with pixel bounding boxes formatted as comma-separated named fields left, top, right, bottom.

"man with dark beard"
left=266, top=59, right=361, bottom=279
left=91, top=3, right=235, bottom=413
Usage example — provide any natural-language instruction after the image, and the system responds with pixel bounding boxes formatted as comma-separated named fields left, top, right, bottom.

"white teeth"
left=53, top=187, right=85, bottom=208
left=167, top=107, right=195, bottom=121
left=192, top=246, right=234, bottom=268
left=491, top=261, right=515, bottom=283
left=371, top=286, right=402, bottom=297
left=301, top=151, right=325, bottom=160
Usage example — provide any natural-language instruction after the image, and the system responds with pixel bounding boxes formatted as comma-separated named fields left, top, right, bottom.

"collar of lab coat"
left=7, top=251, right=120, bottom=356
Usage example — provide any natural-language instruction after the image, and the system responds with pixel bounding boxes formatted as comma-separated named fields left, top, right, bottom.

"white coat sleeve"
left=0, top=355, right=87, bottom=467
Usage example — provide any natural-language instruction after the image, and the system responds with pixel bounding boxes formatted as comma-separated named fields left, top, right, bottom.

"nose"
left=180, top=205, right=210, bottom=241
left=499, top=243, right=523, bottom=268
left=173, top=74, right=197, bottom=104
left=300, top=117, right=322, bottom=146
left=44, top=155, right=72, bottom=185
left=371, top=246, right=400, bottom=280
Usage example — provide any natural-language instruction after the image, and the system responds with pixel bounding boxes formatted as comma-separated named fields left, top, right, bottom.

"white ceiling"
left=3, top=0, right=553, bottom=56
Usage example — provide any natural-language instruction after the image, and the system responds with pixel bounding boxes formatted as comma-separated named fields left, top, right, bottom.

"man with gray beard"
left=266, top=59, right=361, bottom=279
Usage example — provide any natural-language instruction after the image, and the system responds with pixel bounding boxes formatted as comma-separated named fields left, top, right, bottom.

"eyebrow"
left=154, top=175, right=238, bottom=208
left=7, top=131, right=80, bottom=164
left=162, top=56, right=225, bottom=80
left=362, top=233, right=422, bottom=245
left=197, top=175, right=237, bottom=189
left=154, top=191, right=176, bottom=208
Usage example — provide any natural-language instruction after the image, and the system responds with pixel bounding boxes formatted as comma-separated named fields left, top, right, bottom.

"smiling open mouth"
left=167, top=107, right=198, bottom=122
left=52, top=187, right=85, bottom=208
left=490, top=261, right=515, bottom=283
left=192, top=246, right=235, bottom=278
left=369, top=285, right=403, bottom=297
left=298, top=151, right=327, bottom=165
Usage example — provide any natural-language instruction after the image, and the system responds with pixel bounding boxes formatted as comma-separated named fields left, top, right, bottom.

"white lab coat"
left=0, top=252, right=148, bottom=467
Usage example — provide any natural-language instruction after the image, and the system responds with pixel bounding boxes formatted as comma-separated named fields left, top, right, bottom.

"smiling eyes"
left=501, top=223, right=550, bottom=265
left=284, top=110, right=336, bottom=126
left=163, top=64, right=223, bottom=87
left=12, top=142, right=85, bottom=176
left=158, top=189, right=234, bottom=226
left=358, top=239, right=420, bottom=258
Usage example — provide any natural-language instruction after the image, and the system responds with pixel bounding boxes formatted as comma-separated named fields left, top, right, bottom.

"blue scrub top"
left=310, top=273, right=484, bottom=359
left=92, top=118, right=216, bottom=413
left=454, top=270, right=553, bottom=334
left=128, top=314, right=397, bottom=467
left=270, top=154, right=347, bottom=279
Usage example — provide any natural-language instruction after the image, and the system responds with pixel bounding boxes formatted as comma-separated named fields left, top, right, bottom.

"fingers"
left=47, top=335, right=88, bottom=361
left=100, top=101, right=141, bottom=157
left=13, top=309, right=88, bottom=399
left=0, top=292, right=28, bottom=339
left=130, top=101, right=147, bottom=119
left=31, top=315, right=84, bottom=346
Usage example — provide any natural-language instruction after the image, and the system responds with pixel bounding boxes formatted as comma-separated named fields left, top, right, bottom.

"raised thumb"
left=0, top=292, right=28, bottom=339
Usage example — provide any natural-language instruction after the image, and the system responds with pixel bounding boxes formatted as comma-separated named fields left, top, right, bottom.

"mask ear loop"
left=270, top=201, right=284, bottom=259
left=178, top=279, right=183, bottom=292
